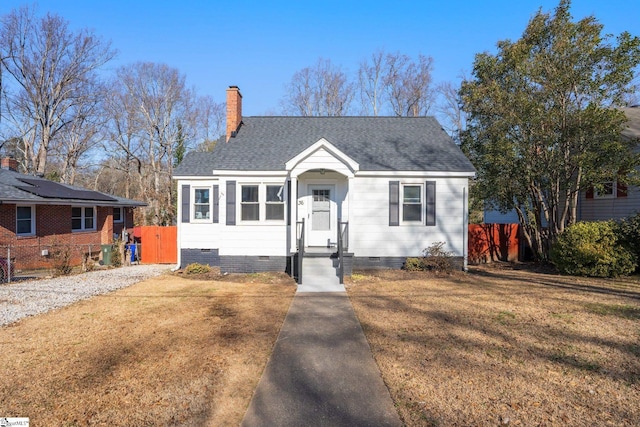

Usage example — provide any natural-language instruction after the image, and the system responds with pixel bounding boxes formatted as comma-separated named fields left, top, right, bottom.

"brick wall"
left=0, top=204, right=124, bottom=270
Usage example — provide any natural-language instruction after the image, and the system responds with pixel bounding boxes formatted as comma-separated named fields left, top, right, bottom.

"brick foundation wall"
left=219, top=255, right=288, bottom=274
left=181, top=248, right=220, bottom=268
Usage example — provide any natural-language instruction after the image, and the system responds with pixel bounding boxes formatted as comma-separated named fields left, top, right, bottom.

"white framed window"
left=266, top=184, right=285, bottom=220
left=72, top=206, right=96, bottom=231
left=237, top=182, right=286, bottom=223
left=193, top=188, right=211, bottom=220
left=594, top=181, right=615, bottom=198
left=402, top=184, right=423, bottom=223
left=241, top=185, right=260, bottom=221
left=16, top=205, right=35, bottom=236
left=113, top=207, right=124, bottom=223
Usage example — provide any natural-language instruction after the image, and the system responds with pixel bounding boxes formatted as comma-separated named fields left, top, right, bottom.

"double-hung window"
left=72, top=207, right=95, bottom=231
left=402, top=184, right=423, bottom=222
left=595, top=181, right=615, bottom=198
left=193, top=188, right=211, bottom=220
left=266, top=185, right=285, bottom=220
left=16, top=205, right=35, bottom=236
left=238, top=183, right=286, bottom=222
left=113, top=207, right=124, bottom=223
left=241, top=185, right=260, bottom=221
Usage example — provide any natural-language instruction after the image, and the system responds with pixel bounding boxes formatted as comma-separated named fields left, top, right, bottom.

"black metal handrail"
left=296, top=219, right=305, bottom=284
left=337, top=220, right=348, bottom=284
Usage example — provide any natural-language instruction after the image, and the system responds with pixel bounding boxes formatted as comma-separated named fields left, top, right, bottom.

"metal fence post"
left=7, top=245, right=11, bottom=283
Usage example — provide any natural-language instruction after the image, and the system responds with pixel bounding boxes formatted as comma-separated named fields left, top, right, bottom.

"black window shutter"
left=226, top=181, right=236, bottom=226
left=213, top=185, right=219, bottom=223
left=181, top=185, right=190, bottom=223
left=425, top=181, right=436, bottom=226
left=389, top=181, right=399, bottom=226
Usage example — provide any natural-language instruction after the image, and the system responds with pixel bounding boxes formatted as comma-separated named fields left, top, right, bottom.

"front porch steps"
left=297, top=254, right=345, bottom=293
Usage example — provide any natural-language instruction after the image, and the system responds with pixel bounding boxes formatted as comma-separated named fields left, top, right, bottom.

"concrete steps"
left=297, top=255, right=345, bottom=293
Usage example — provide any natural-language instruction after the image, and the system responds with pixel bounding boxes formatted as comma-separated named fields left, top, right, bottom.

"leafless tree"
left=385, top=53, right=435, bottom=116
left=103, top=62, right=198, bottom=225
left=357, top=50, right=386, bottom=116
left=435, top=80, right=467, bottom=143
left=194, top=95, right=225, bottom=152
left=282, top=58, right=354, bottom=116
left=0, top=5, right=115, bottom=175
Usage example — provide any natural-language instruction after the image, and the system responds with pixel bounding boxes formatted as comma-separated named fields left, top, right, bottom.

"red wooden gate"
left=139, top=226, right=177, bottom=264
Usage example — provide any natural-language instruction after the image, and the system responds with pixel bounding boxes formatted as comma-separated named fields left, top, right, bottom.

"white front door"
left=308, top=185, right=335, bottom=247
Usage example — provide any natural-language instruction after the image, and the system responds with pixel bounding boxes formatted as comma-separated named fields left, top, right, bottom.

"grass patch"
left=0, top=273, right=296, bottom=426
left=583, top=302, right=640, bottom=319
left=347, top=264, right=640, bottom=426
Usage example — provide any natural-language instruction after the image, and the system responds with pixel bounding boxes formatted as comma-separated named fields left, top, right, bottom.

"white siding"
left=349, top=176, right=469, bottom=257
left=218, top=176, right=289, bottom=256
left=177, top=179, right=220, bottom=250
left=484, top=209, right=520, bottom=224
left=579, top=185, right=640, bottom=221
left=291, top=148, right=354, bottom=177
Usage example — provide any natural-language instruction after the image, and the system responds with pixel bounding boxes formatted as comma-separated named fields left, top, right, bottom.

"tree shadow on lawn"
left=468, top=264, right=640, bottom=300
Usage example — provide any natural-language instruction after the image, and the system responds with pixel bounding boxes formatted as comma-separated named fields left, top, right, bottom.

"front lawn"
left=0, top=273, right=296, bottom=426
left=347, top=265, right=640, bottom=426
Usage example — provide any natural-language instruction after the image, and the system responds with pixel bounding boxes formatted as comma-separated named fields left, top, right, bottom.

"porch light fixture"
left=320, top=168, right=325, bottom=175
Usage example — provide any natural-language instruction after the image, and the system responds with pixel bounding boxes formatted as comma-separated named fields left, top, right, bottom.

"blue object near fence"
left=127, top=244, right=137, bottom=263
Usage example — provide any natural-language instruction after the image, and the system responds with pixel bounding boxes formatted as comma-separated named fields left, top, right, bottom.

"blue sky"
left=1, top=0, right=638, bottom=116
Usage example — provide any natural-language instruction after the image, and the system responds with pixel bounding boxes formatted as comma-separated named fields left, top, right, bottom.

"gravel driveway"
left=0, top=264, right=168, bottom=326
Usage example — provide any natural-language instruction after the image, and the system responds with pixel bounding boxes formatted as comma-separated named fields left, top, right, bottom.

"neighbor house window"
left=193, top=188, right=211, bottom=220
left=72, top=207, right=96, bottom=231
left=594, top=181, right=615, bottom=198
left=16, top=205, right=35, bottom=236
left=113, top=207, right=124, bottom=223
left=266, top=185, right=285, bottom=220
left=402, top=184, right=422, bottom=222
left=241, top=185, right=259, bottom=221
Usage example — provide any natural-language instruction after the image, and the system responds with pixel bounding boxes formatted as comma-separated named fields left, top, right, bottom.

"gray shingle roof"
left=621, top=106, right=640, bottom=141
left=0, top=168, right=146, bottom=206
left=175, top=116, right=476, bottom=175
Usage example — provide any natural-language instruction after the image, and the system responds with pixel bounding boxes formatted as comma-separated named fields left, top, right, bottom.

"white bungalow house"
left=173, top=87, right=476, bottom=279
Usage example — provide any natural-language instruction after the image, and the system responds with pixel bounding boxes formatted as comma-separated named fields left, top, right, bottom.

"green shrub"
left=551, top=221, right=636, bottom=277
left=184, top=263, right=211, bottom=275
left=404, top=242, right=454, bottom=273
left=617, top=213, right=640, bottom=271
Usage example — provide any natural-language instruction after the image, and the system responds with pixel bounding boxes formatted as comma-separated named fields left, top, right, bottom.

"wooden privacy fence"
left=468, top=223, right=520, bottom=264
left=136, top=226, right=177, bottom=264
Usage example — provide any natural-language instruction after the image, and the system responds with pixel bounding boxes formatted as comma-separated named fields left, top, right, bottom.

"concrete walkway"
left=241, top=292, right=402, bottom=427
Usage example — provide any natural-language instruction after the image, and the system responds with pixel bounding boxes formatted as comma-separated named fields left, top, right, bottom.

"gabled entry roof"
left=175, top=116, right=476, bottom=175
left=285, top=137, right=359, bottom=177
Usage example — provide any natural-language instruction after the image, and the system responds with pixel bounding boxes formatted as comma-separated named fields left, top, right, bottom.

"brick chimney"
left=1, top=156, right=18, bottom=172
left=226, top=86, right=242, bottom=142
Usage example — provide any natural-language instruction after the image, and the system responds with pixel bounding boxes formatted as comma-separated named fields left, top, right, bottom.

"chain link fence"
left=0, top=243, right=105, bottom=282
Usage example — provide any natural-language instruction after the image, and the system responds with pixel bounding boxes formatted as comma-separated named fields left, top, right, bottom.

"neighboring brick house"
left=0, top=157, right=145, bottom=271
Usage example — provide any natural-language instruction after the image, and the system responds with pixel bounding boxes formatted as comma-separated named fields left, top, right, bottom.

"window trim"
left=265, top=184, right=285, bottom=221
left=192, top=187, right=213, bottom=222
left=401, top=183, right=423, bottom=224
left=240, top=184, right=260, bottom=222
left=594, top=181, right=615, bottom=199
left=237, top=182, right=287, bottom=224
left=16, top=205, right=36, bottom=236
left=72, top=206, right=97, bottom=232
left=113, top=207, right=124, bottom=223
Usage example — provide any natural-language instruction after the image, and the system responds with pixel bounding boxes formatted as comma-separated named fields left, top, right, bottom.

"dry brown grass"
left=0, top=272, right=296, bottom=426
left=347, top=264, right=640, bottom=426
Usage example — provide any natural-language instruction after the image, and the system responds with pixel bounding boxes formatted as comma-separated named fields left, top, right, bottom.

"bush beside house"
left=550, top=220, right=637, bottom=277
